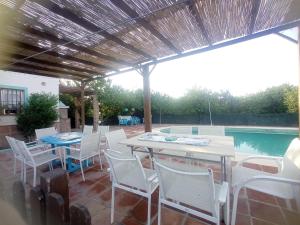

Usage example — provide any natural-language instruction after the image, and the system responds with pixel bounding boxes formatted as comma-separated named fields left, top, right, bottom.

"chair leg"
left=23, top=164, right=27, bottom=184
left=111, top=186, right=115, bottom=224
left=147, top=194, right=152, bottom=225
left=158, top=199, right=162, bottom=225
left=99, top=153, right=103, bottom=170
left=231, top=186, right=241, bottom=225
left=225, top=191, right=230, bottom=225
left=33, top=167, right=37, bottom=187
left=20, top=160, right=24, bottom=180
left=80, top=161, right=85, bottom=181
left=13, top=157, right=17, bottom=176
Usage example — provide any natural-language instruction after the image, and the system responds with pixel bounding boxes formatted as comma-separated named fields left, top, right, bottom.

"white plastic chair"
left=35, top=127, right=58, bottom=141
left=6, top=136, right=24, bottom=178
left=154, top=159, right=229, bottom=225
left=198, top=126, right=225, bottom=136
left=231, top=138, right=300, bottom=225
left=15, top=139, right=62, bottom=187
left=170, top=126, right=193, bottom=135
left=105, top=151, right=159, bottom=225
left=96, top=125, right=110, bottom=170
left=6, top=136, right=47, bottom=179
left=105, top=129, right=148, bottom=159
left=97, top=125, right=109, bottom=145
left=83, top=125, right=93, bottom=135
left=66, top=132, right=101, bottom=181
left=191, top=126, right=226, bottom=162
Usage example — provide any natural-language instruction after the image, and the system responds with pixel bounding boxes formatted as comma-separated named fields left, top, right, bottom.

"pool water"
left=225, top=128, right=297, bottom=156
left=160, top=127, right=298, bottom=156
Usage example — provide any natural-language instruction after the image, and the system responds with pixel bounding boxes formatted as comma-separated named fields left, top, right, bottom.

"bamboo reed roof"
left=0, top=0, right=299, bottom=81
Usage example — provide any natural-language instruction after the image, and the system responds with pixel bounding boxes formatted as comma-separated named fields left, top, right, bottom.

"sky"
left=109, top=33, right=298, bottom=98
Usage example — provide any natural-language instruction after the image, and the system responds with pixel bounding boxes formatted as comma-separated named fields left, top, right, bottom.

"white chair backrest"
left=97, top=125, right=110, bottom=136
left=105, top=152, right=148, bottom=191
left=154, top=159, right=217, bottom=216
left=80, top=133, right=100, bottom=157
left=83, top=125, right=93, bottom=135
left=105, top=129, right=131, bottom=155
left=35, top=127, right=57, bottom=140
left=5, top=136, right=22, bottom=157
left=15, top=139, right=34, bottom=163
left=170, top=126, right=192, bottom=135
left=198, top=126, right=225, bottom=136
left=280, top=138, right=300, bottom=181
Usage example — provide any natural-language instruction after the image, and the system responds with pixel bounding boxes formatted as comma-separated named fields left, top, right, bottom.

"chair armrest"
left=26, top=140, right=38, bottom=145
left=31, top=148, right=59, bottom=156
left=27, top=144, right=47, bottom=151
left=218, top=182, right=229, bottom=204
left=236, top=155, right=283, bottom=169
left=108, top=149, right=122, bottom=154
left=237, top=175, right=300, bottom=187
left=67, top=147, right=81, bottom=151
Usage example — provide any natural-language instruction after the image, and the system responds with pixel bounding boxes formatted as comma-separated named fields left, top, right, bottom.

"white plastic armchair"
left=154, top=159, right=229, bottom=225
left=170, top=126, right=193, bottom=135
left=198, top=126, right=225, bottom=136
left=35, top=127, right=58, bottom=148
left=83, top=125, right=93, bottom=135
left=6, top=136, right=24, bottom=178
left=104, top=152, right=158, bottom=225
left=231, top=138, right=300, bottom=225
left=15, top=139, right=62, bottom=187
left=105, top=129, right=148, bottom=159
left=66, top=132, right=101, bottom=181
left=35, top=127, right=57, bottom=140
left=191, top=126, right=226, bottom=163
left=97, top=125, right=109, bottom=147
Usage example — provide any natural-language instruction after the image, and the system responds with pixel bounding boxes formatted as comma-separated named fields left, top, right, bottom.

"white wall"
left=0, top=70, right=59, bottom=126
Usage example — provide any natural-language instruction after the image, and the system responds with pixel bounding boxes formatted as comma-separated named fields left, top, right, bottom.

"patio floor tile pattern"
left=0, top=125, right=300, bottom=225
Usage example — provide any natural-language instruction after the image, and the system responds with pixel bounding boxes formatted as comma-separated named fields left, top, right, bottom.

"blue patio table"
left=40, top=132, right=83, bottom=172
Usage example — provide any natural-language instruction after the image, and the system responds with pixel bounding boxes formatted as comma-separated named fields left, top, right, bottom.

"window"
left=0, top=88, right=25, bottom=115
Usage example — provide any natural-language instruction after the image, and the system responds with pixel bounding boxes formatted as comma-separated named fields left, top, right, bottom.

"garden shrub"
left=17, top=93, right=58, bottom=138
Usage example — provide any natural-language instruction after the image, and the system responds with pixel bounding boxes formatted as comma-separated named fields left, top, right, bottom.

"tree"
left=283, top=85, right=298, bottom=113
left=17, top=93, right=58, bottom=138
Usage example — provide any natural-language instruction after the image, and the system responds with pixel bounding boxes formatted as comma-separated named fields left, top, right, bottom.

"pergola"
left=59, top=84, right=99, bottom=130
left=0, top=0, right=300, bottom=132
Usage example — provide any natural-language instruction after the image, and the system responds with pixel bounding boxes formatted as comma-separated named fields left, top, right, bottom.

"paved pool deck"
left=0, top=124, right=299, bottom=225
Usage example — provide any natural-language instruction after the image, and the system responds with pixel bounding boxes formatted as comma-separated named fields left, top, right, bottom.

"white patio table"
left=120, top=132, right=235, bottom=182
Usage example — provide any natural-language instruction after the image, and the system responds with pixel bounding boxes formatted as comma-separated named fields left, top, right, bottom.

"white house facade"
left=0, top=70, right=59, bottom=148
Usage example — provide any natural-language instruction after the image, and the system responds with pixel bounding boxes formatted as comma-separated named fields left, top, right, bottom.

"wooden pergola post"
left=142, top=65, right=152, bottom=132
left=80, top=82, right=85, bottom=128
left=92, top=94, right=99, bottom=132
left=74, top=97, right=80, bottom=129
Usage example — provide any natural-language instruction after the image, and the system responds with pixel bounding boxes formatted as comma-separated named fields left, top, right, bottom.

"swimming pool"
left=159, top=127, right=298, bottom=156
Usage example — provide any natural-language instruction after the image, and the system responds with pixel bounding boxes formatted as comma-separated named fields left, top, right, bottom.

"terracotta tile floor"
left=0, top=125, right=300, bottom=225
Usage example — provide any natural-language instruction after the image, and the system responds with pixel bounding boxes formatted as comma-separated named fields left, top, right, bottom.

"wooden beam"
left=187, top=0, right=212, bottom=45
left=9, top=53, right=101, bottom=75
left=5, top=68, right=82, bottom=81
left=95, top=19, right=300, bottom=79
left=276, top=32, right=298, bottom=44
left=248, top=0, right=261, bottom=34
left=6, top=61, right=90, bottom=79
left=110, top=0, right=181, bottom=54
left=12, top=40, right=112, bottom=71
left=32, top=0, right=154, bottom=59
left=142, top=65, right=152, bottom=132
left=24, top=26, right=133, bottom=67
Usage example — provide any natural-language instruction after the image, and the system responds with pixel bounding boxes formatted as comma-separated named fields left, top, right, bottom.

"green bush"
left=17, top=93, right=58, bottom=138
